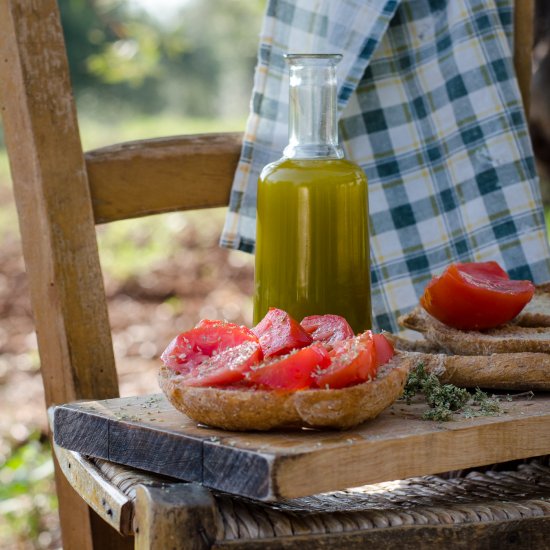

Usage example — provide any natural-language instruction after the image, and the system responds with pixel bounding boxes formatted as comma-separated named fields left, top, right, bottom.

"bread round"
left=158, top=352, right=414, bottom=431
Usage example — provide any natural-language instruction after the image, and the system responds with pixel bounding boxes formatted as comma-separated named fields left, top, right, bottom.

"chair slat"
left=0, top=1, right=123, bottom=548
left=86, top=133, right=242, bottom=224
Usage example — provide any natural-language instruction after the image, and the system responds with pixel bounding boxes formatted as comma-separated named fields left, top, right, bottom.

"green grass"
left=78, top=113, right=245, bottom=150
left=0, top=435, right=58, bottom=549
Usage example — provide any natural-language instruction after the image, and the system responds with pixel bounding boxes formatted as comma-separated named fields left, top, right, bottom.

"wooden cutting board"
left=54, top=392, right=550, bottom=501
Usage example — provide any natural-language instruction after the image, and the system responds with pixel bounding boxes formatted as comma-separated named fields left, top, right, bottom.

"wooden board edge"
left=53, top=404, right=111, bottom=457
left=202, top=441, right=278, bottom=500
left=53, top=402, right=205, bottom=483
left=50, top=407, right=134, bottom=535
left=272, top=412, right=550, bottom=499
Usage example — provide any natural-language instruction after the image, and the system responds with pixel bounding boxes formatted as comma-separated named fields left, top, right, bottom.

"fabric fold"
left=221, top=0, right=550, bottom=332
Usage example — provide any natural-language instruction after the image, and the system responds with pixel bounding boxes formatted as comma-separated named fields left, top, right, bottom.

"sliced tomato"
left=246, top=344, right=330, bottom=390
left=420, top=261, right=535, bottom=330
left=457, top=261, right=508, bottom=280
left=372, top=333, right=395, bottom=367
left=300, top=314, right=354, bottom=346
left=161, top=320, right=259, bottom=374
left=314, top=332, right=377, bottom=389
left=181, top=342, right=262, bottom=387
left=252, top=307, right=313, bottom=358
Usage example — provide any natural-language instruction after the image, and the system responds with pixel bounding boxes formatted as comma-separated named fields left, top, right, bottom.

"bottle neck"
left=283, top=55, right=344, bottom=160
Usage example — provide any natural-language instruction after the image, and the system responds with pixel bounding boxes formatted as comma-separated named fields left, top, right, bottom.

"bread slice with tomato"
left=159, top=310, right=412, bottom=431
left=399, top=305, right=550, bottom=355
left=394, top=261, right=550, bottom=391
left=159, top=354, right=412, bottom=431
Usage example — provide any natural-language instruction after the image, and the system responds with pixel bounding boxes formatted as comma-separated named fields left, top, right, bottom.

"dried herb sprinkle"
left=402, top=362, right=502, bottom=422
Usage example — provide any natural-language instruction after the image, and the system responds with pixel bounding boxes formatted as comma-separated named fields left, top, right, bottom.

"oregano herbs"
left=402, top=362, right=501, bottom=421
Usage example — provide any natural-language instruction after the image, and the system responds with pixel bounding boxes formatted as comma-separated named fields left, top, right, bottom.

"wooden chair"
left=1, top=0, right=549, bottom=548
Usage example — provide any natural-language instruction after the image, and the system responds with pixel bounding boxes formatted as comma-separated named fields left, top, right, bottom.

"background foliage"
left=0, top=1, right=262, bottom=548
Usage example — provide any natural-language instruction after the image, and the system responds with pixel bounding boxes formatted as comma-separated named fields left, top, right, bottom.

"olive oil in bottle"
left=253, top=54, right=371, bottom=333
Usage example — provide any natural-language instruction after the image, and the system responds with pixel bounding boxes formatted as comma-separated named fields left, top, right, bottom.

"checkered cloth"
left=220, top=0, right=550, bottom=333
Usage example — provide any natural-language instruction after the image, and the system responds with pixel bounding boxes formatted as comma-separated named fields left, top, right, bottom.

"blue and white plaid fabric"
left=220, top=0, right=550, bottom=333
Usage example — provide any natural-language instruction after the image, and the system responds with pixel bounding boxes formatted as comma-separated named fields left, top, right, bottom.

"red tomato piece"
left=372, top=333, right=395, bottom=367
left=246, top=344, right=331, bottom=390
left=161, top=320, right=259, bottom=374
left=181, top=342, right=262, bottom=387
left=252, top=307, right=313, bottom=358
left=300, top=314, right=355, bottom=346
left=420, top=262, right=535, bottom=330
left=457, top=260, right=509, bottom=280
left=314, top=332, right=377, bottom=389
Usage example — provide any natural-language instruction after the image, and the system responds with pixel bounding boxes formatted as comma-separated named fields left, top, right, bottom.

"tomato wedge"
left=314, top=332, right=377, bottom=389
left=161, top=320, right=259, bottom=374
left=300, top=314, right=354, bottom=346
left=372, top=333, right=395, bottom=367
left=181, top=342, right=262, bottom=387
left=246, top=344, right=330, bottom=390
left=420, top=261, right=535, bottom=330
left=252, top=307, right=313, bottom=358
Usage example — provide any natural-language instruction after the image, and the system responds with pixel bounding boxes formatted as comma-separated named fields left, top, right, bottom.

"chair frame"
left=0, top=0, right=541, bottom=548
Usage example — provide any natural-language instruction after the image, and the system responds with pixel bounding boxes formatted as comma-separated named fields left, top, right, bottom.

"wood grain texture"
left=0, top=1, right=120, bottom=548
left=134, top=483, right=218, bottom=550
left=0, top=0, right=119, bottom=406
left=53, top=444, right=133, bottom=535
left=54, top=392, right=550, bottom=501
left=54, top=396, right=204, bottom=483
left=85, top=133, right=241, bottom=224
left=514, top=0, right=534, bottom=117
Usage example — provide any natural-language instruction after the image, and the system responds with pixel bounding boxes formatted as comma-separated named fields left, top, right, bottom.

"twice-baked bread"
left=413, top=351, right=550, bottom=391
left=395, top=286, right=550, bottom=390
left=398, top=307, right=550, bottom=356
left=158, top=352, right=414, bottom=431
left=514, top=283, right=550, bottom=327
left=400, top=284, right=550, bottom=334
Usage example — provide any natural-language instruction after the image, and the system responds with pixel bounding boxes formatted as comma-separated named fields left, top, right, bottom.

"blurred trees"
left=59, top=0, right=265, bottom=119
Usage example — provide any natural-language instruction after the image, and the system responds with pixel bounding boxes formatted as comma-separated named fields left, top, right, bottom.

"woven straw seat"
left=77, top=454, right=550, bottom=547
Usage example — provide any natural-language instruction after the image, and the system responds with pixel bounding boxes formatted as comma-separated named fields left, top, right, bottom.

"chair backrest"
left=0, top=1, right=240, bottom=547
left=0, top=0, right=535, bottom=548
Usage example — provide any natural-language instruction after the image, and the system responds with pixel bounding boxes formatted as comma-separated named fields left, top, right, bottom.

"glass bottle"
left=253, top=53, right=371, bottom=333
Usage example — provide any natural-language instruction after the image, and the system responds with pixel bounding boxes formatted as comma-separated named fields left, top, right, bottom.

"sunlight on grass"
left=79, top=113, right=245, bottom=150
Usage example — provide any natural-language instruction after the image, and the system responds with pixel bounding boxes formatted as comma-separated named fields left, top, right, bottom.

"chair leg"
left=134, top=483, right=218, bottom=550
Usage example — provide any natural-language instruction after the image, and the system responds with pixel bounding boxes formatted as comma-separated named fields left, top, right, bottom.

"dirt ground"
left=0, top=211, right=254, bottom=446
left=0, top=177, right=254, bottom=548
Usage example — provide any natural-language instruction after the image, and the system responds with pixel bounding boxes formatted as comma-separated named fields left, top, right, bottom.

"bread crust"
left=514, top=284, right=550, bottom=327
left=425, top=322, right=550, bottom=355
left=398, top=306, right=550, bottom=356
left=415, top=351, right=550, bottom=391
left=158, top=353, right=414, bottom=431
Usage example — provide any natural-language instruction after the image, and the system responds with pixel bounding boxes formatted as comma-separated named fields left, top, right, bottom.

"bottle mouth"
left=284, top=53, right=342, bottom=66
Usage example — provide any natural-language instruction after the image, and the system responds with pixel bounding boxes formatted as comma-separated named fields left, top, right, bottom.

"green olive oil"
left=254, top=157, right=371, bottom=332
left=253, top=54, right=372, bottom=333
